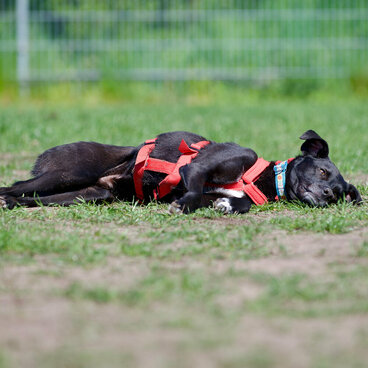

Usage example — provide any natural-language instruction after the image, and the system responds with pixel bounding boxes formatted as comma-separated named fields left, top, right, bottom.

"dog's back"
left=32, top=141, right=135, bottom=179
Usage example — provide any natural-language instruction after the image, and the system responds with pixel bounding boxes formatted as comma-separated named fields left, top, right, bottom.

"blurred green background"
left=1, top=0, right=368, bottom=102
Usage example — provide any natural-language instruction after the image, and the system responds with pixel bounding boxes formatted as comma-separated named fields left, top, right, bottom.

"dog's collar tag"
left=274, top=160, right=289, bottom=200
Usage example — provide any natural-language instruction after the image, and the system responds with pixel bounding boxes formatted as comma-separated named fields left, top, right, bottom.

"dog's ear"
left=300, top=130, right=329, bottom=158
left=344, top=183, right=363, bottom=205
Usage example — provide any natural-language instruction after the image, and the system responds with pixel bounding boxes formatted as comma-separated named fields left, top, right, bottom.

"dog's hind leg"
left=0, top=170, right=97, bottom=198
left=1, top=185, right=114, bottom=209
left=0, top=142, right=137, bottom=198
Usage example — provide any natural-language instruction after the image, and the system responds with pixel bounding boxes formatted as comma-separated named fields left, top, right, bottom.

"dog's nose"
left=323, top=187, right=334, bottom=199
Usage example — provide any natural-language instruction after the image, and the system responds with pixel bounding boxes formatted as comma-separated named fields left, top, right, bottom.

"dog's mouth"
left=295, top=186, right=330, bottom=207
left=301, top=192, right=323, bottom=207
left=301, top=188, right=339, bottom=207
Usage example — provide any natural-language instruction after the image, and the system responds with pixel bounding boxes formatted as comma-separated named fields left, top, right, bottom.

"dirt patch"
left=230, top=314, right=368, bottom=368
left=1, top=224, right=368, bottom=367
left=227, top=228, right=368, bottom=276
left=2, top=290, right=368, bottom=368
left=0, top=296, right=72, bottom=352
left=0, top=255, right=152, bottom=296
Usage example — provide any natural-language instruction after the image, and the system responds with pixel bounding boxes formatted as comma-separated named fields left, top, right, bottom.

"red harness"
left=133, top=138, right=288, bottom=205
left=205, top=157, right=271, bottom=205
left=133, top=138, right=211, bottom=202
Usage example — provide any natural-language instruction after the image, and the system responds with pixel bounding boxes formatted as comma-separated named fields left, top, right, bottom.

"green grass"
left=247, top=265, right=368, bottom=317
left=64, top=266, right=220, bottom=308
left=1, top=99, right=367, bottom=173
left=2, top=1, right=368, bottom=90
left=0, top=99, right=368, bottom=368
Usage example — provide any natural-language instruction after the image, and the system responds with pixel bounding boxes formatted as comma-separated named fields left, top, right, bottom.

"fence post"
left=16, top=0, right=30, bottom=96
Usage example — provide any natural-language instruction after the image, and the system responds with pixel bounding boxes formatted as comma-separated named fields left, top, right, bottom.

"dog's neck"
left=274, top=159, right=294, bottom=200
left=256, top=159, right=294, bottom=202
left=255, top=163, right=278, bottom=202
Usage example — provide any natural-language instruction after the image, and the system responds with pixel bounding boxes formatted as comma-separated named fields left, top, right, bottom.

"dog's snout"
left=322, top=187, right=334, bottom=199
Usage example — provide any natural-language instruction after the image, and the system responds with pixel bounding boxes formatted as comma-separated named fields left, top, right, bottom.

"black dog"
left=0, top=130, right=362, bottom=213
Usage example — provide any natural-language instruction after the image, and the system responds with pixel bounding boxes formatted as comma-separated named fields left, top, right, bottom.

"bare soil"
left=1, top=226, right=368, bottom=368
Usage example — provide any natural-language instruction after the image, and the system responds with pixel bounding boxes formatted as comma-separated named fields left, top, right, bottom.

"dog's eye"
left=320, top=168, right=327, bottom=177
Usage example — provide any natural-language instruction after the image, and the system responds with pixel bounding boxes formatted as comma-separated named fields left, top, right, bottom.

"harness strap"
left=204, top=158, right=270, bottom=205
left=243, top=183, right=269, bottom=205
left=145, top=158, right=176, bottom=175
left=133, top=138, right=157, bottom=202
left=242, top=157, right=270, bottom=184
left=155, top=140, right=210, bottom=199
left=242, top=158, right=270, bottom=205
left=133, top=138, right=210, bottom=202
left=134, top=136, right=294, bottom=207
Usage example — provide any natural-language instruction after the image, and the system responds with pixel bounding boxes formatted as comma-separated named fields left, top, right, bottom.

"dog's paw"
left=0, top=195, right=16, bottom=210
left=168, top=201, right=183, bottom=214
left=214, top=198, right=233, bottom=214
left=0, top=196, right=6, bottom=209
left=0, top=196, right=13, bottom=209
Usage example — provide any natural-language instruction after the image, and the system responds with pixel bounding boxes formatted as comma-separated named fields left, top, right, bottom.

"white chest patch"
left=203, top=187, right=245, bottom=198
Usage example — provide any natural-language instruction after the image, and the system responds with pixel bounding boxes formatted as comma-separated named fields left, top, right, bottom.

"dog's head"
left=285, top=130, right=362, bottom=207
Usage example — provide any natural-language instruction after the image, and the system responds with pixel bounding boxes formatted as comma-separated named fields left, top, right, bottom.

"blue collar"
left=274, top=160, right=289, bottom=200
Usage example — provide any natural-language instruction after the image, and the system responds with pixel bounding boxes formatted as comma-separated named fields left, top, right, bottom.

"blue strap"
left=274, top=160, right=289, bottom=199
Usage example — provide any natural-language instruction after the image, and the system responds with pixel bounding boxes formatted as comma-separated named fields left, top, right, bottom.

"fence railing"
left=1, top=0, right=367, bottom=91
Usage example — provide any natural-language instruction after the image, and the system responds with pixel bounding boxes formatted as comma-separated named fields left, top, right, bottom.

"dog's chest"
left=203, top=186, right=245, bottom=198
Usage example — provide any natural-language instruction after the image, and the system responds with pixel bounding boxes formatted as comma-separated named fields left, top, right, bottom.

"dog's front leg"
left=213, top=196, right=253, bottom=214
left=169, top=163, right=207, bottom=213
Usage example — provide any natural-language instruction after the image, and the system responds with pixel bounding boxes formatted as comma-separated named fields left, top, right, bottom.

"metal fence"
left=1, top=0, right=368, bottom=89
